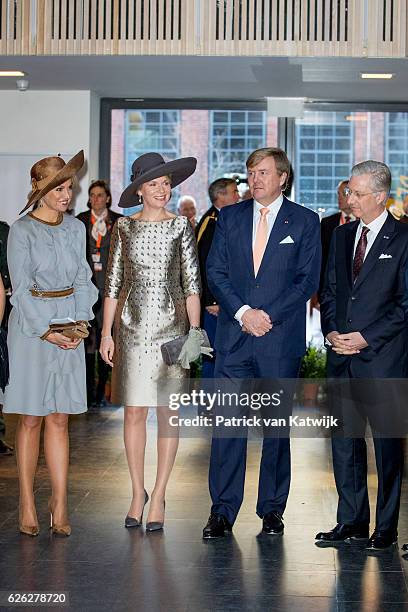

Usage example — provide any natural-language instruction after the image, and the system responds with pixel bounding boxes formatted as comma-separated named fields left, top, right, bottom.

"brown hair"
left=87, top=179, right=112, bottom=209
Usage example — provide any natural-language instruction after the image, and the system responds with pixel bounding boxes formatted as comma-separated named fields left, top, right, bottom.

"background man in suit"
left=177, top=195, right=197, bottom=230
left=317, top=180, right=354, bottom=301
left=317, top=160, right=408, bottom=551
left=203, top=147, right=321, bottom=538
left=196, top=178, right=240, bottom=377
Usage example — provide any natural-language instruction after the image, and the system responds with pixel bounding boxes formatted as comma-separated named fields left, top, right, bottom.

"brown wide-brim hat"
left=119, top=152, right=197, bottom=208
left=20, top=150, right=85, bottom=215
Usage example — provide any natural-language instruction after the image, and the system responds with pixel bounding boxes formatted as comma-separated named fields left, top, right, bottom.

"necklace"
left=28, top=211, right=64, bottom=226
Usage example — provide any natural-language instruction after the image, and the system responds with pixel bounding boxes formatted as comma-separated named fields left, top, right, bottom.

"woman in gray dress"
left=4, top=151, right=98, bottom=536
left=100, top=153, right=206, bottom=531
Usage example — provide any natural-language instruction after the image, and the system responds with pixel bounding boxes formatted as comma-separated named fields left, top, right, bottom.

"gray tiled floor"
left=1, top=407, right=408, bottom=612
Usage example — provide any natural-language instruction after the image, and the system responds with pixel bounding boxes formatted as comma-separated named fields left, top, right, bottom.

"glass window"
left=125, top=109, right=180, bottom=176
left=385, top=113, right=408, bottom=199
left=110, top=107, right=277, bottom=217
left=209, top=110, right=268, bottom=183
left=295, top=111, right=354, bottom=212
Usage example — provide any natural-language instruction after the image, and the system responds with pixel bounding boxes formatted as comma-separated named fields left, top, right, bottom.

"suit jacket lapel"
left=353, top=213, right=396, bottom=290
left=238, top=199, right=255, bottom=277
left=344, top=221, right=359, bottom=288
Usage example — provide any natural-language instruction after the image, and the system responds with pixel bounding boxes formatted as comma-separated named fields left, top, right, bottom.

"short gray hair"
left=351, top=160, right=392, bottom=197
left=177, top=195, right=197, bottom=210
left=208, top=178, right=237, bottom=204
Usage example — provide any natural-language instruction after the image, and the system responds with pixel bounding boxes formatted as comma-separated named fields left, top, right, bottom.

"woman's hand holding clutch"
left=45, top=332, right=82, bottom=350
left=100, top=336, right=115, bottom=367
left=178, top=328, right=213, bottom=369
left=41, top=320, right=89, bottom=349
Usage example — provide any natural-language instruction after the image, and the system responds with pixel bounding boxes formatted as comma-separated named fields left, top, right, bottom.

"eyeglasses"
left=343, top=187, right=378, bottom=199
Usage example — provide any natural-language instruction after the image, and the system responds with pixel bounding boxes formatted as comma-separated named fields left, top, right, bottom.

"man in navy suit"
left=317, top=160, right=408, bottom=551
left=317, top=180, right=354, bottom=300
left=202, top=147, right=321, bottom=538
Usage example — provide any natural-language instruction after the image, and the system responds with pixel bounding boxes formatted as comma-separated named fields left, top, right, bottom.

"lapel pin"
left=383, top=235, right=389, bottom=239
left=284, top=220, right=289, bottom=224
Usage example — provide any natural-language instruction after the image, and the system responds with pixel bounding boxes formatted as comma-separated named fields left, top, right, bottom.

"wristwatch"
left=190, top=326, right=202, bottom=331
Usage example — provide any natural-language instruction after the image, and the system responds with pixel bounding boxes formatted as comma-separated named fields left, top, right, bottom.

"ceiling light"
left=360, top=73, right=393, bottom=80
left=0, top=70, right=25, bottom=77
left=16, top=78, right=29, bottom=91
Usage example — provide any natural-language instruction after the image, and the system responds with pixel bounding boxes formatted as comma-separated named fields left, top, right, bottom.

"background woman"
left=77, top=180, right=121, bottom=407
left=100, top=153, right=203, bottom=531
left=3, top=151, right=98, bottom=536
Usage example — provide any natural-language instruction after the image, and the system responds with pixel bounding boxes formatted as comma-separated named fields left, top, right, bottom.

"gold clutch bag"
left=47, top=321, right=89, bottom=340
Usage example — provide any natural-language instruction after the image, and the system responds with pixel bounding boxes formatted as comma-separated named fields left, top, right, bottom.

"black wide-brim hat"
left=119, top=152, right=197, bottom=208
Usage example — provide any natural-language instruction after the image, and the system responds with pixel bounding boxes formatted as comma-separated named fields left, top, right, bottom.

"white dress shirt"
left=325, top=207, right=388, bottom=346
left=235, top=195, right=284, bottom=324
left=353, top=208, right=388, bottom=260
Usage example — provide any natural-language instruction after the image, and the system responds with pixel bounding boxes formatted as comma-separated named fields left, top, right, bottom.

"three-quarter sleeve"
left=104, top=221, right=124, bottom=299
left=8, top=223, right=52, bottom=337
left=180, top=219, right=201, bottom=297
left=73, top=221, right=99, bottom=321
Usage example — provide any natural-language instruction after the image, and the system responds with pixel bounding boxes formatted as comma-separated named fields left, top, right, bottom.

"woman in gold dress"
left=100, top=153, right=204, bottom=531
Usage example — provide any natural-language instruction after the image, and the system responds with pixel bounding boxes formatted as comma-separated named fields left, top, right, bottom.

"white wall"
left=0, top=90, right=100, bottom=225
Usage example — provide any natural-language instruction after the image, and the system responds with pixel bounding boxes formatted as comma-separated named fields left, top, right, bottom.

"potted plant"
left=299, top=344, right=327, bottom=403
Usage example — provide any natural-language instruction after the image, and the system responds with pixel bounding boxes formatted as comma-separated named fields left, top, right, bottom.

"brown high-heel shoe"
left=19, top=506, right=39, bottom=537
left=48, top=500, right=71, bottom=537
left=19, top=524, right=40, bottom=537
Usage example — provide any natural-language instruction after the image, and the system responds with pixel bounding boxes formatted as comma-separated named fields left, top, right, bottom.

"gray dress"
left=105, top=215, right=201, bottom=407
left=3, top=213, right=98, bottom=416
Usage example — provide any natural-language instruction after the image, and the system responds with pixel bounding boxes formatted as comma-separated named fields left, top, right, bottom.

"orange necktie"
left=253, top=207, right=270, bottom=276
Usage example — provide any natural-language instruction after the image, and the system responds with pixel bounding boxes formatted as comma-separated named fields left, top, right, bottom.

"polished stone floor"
left=1, top=407, right=408, bottom=612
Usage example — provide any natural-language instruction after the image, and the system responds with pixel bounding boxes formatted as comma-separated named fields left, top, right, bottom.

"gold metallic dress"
left=105, top=215, right=201, bottom=406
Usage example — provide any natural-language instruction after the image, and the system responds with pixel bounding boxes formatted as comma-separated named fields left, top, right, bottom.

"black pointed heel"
left=125, top=490, right=149, bottom=528
left=146, top=499, right=165, bottom=532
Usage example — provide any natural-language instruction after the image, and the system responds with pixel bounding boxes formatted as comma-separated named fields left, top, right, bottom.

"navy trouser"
left=329, top=378, right=404, bottom=532
left=208, top=336, right=300, bottom=525
left=201, top=310, right=217, bottom=379
left=333, top=437, right=403, bottom=532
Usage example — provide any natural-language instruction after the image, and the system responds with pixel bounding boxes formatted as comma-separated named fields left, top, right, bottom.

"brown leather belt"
left=30, top=286, right=74, bottom=298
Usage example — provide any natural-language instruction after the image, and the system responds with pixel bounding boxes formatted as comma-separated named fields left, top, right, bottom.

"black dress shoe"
left=0, top=440, right=13, bottom=455
left=95, top=398, right=108, bottom=408
left=315, top=523, right=369, bottom=542
left=202, top=513, right=232, bottom=539
left=365, top=530, right=397, bottom=551
left=262, top=511, right=284, bottom=535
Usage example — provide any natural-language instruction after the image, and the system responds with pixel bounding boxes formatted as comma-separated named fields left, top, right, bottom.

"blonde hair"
left=246, top=147, right=291, bottom=191
left=246, top=147, right=290, bottom=175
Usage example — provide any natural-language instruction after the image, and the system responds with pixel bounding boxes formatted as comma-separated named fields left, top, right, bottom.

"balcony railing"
left=0, top=0, right=407, bottom=57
